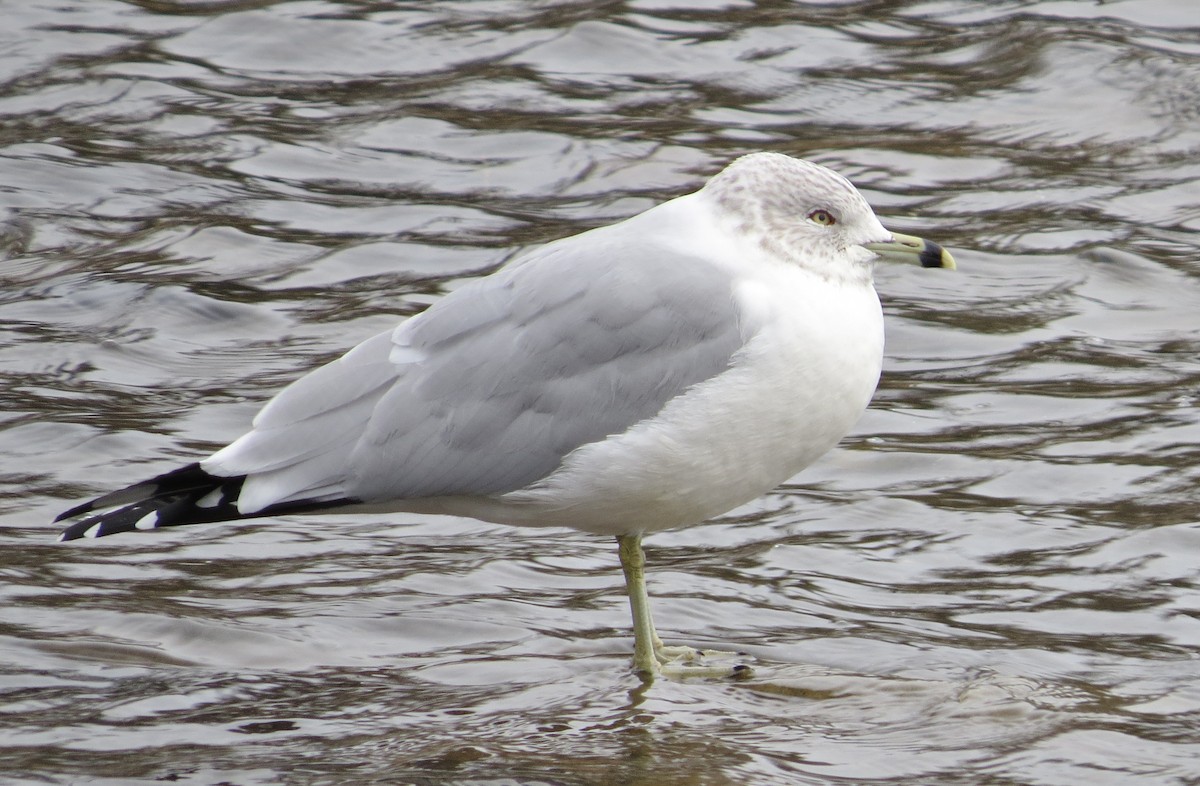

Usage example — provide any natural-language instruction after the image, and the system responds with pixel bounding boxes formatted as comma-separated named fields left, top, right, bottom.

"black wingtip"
left=58, top=500, right=181, bottom=541
left=55, top=464, right=247, bottom=542
left=56, top=463, right=358, bottom=542
left=55, top=501, right=93, bottom=523
left=58, top=517, right=103, bottom=541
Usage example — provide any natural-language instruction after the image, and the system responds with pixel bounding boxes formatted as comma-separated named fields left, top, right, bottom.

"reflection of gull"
left=57, top=152, right=954, bottom=678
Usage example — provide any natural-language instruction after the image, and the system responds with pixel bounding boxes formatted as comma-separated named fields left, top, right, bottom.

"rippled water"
left=3, top=1, right=1200, bottom=784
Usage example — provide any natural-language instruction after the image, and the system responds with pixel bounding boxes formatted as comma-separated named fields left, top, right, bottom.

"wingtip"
left=56, top=520, right=91, bottom=542
left=54, top=505, right=87, bottom=524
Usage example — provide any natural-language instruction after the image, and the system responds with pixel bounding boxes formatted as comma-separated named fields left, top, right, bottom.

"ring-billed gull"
left=57, top=152, right=954, bottom=678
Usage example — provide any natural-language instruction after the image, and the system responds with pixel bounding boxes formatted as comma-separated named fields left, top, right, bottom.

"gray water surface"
left=3, top=1, right=1200, bottom=784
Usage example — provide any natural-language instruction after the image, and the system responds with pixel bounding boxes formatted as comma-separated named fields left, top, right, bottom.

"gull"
left=56, top=152, right=954, bottom=678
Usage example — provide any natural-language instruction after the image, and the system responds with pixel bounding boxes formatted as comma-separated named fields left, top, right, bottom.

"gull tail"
left=56, top=463, right=250, bottom=541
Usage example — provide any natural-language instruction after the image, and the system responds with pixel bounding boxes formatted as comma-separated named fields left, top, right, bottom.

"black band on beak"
left=919, top=240, right=950, bottom=269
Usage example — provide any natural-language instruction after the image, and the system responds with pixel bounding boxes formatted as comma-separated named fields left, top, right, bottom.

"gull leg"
left=616, top=533, right=754, bottom=680
left=617, top=532, right=660, bottom=675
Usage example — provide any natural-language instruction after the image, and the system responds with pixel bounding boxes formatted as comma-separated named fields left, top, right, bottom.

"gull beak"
left=865, top=231, right=956, bottom=270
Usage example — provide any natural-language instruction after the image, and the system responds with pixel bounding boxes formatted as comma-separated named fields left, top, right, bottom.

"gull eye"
left=807, top=208, right=837, bottom=226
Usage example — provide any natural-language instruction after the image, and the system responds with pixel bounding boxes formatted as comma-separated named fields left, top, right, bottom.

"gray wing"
left=209, top=228, right=745, bottom=511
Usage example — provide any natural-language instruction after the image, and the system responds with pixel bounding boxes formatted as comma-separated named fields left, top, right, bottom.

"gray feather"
left=215, top=229, right=745, bottom=511
left=349, top=235, right=743, bottom=500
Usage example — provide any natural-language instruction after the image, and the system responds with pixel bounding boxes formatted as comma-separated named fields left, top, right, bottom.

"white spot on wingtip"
left=195, top=488, right=224, bottom=508
left=134, top=512, right=158, bottom=530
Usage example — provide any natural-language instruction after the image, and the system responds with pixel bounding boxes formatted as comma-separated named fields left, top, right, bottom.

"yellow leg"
left=617, top=533, right=660, bottom=676
left=616, top=533, right=754, bottom=680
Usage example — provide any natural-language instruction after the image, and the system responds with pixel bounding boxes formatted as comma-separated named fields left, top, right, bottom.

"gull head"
left=704, top=152, right=954, bottom=281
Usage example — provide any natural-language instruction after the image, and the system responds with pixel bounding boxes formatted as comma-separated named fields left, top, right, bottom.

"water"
left=3, top=1, right=1200, bottom=784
